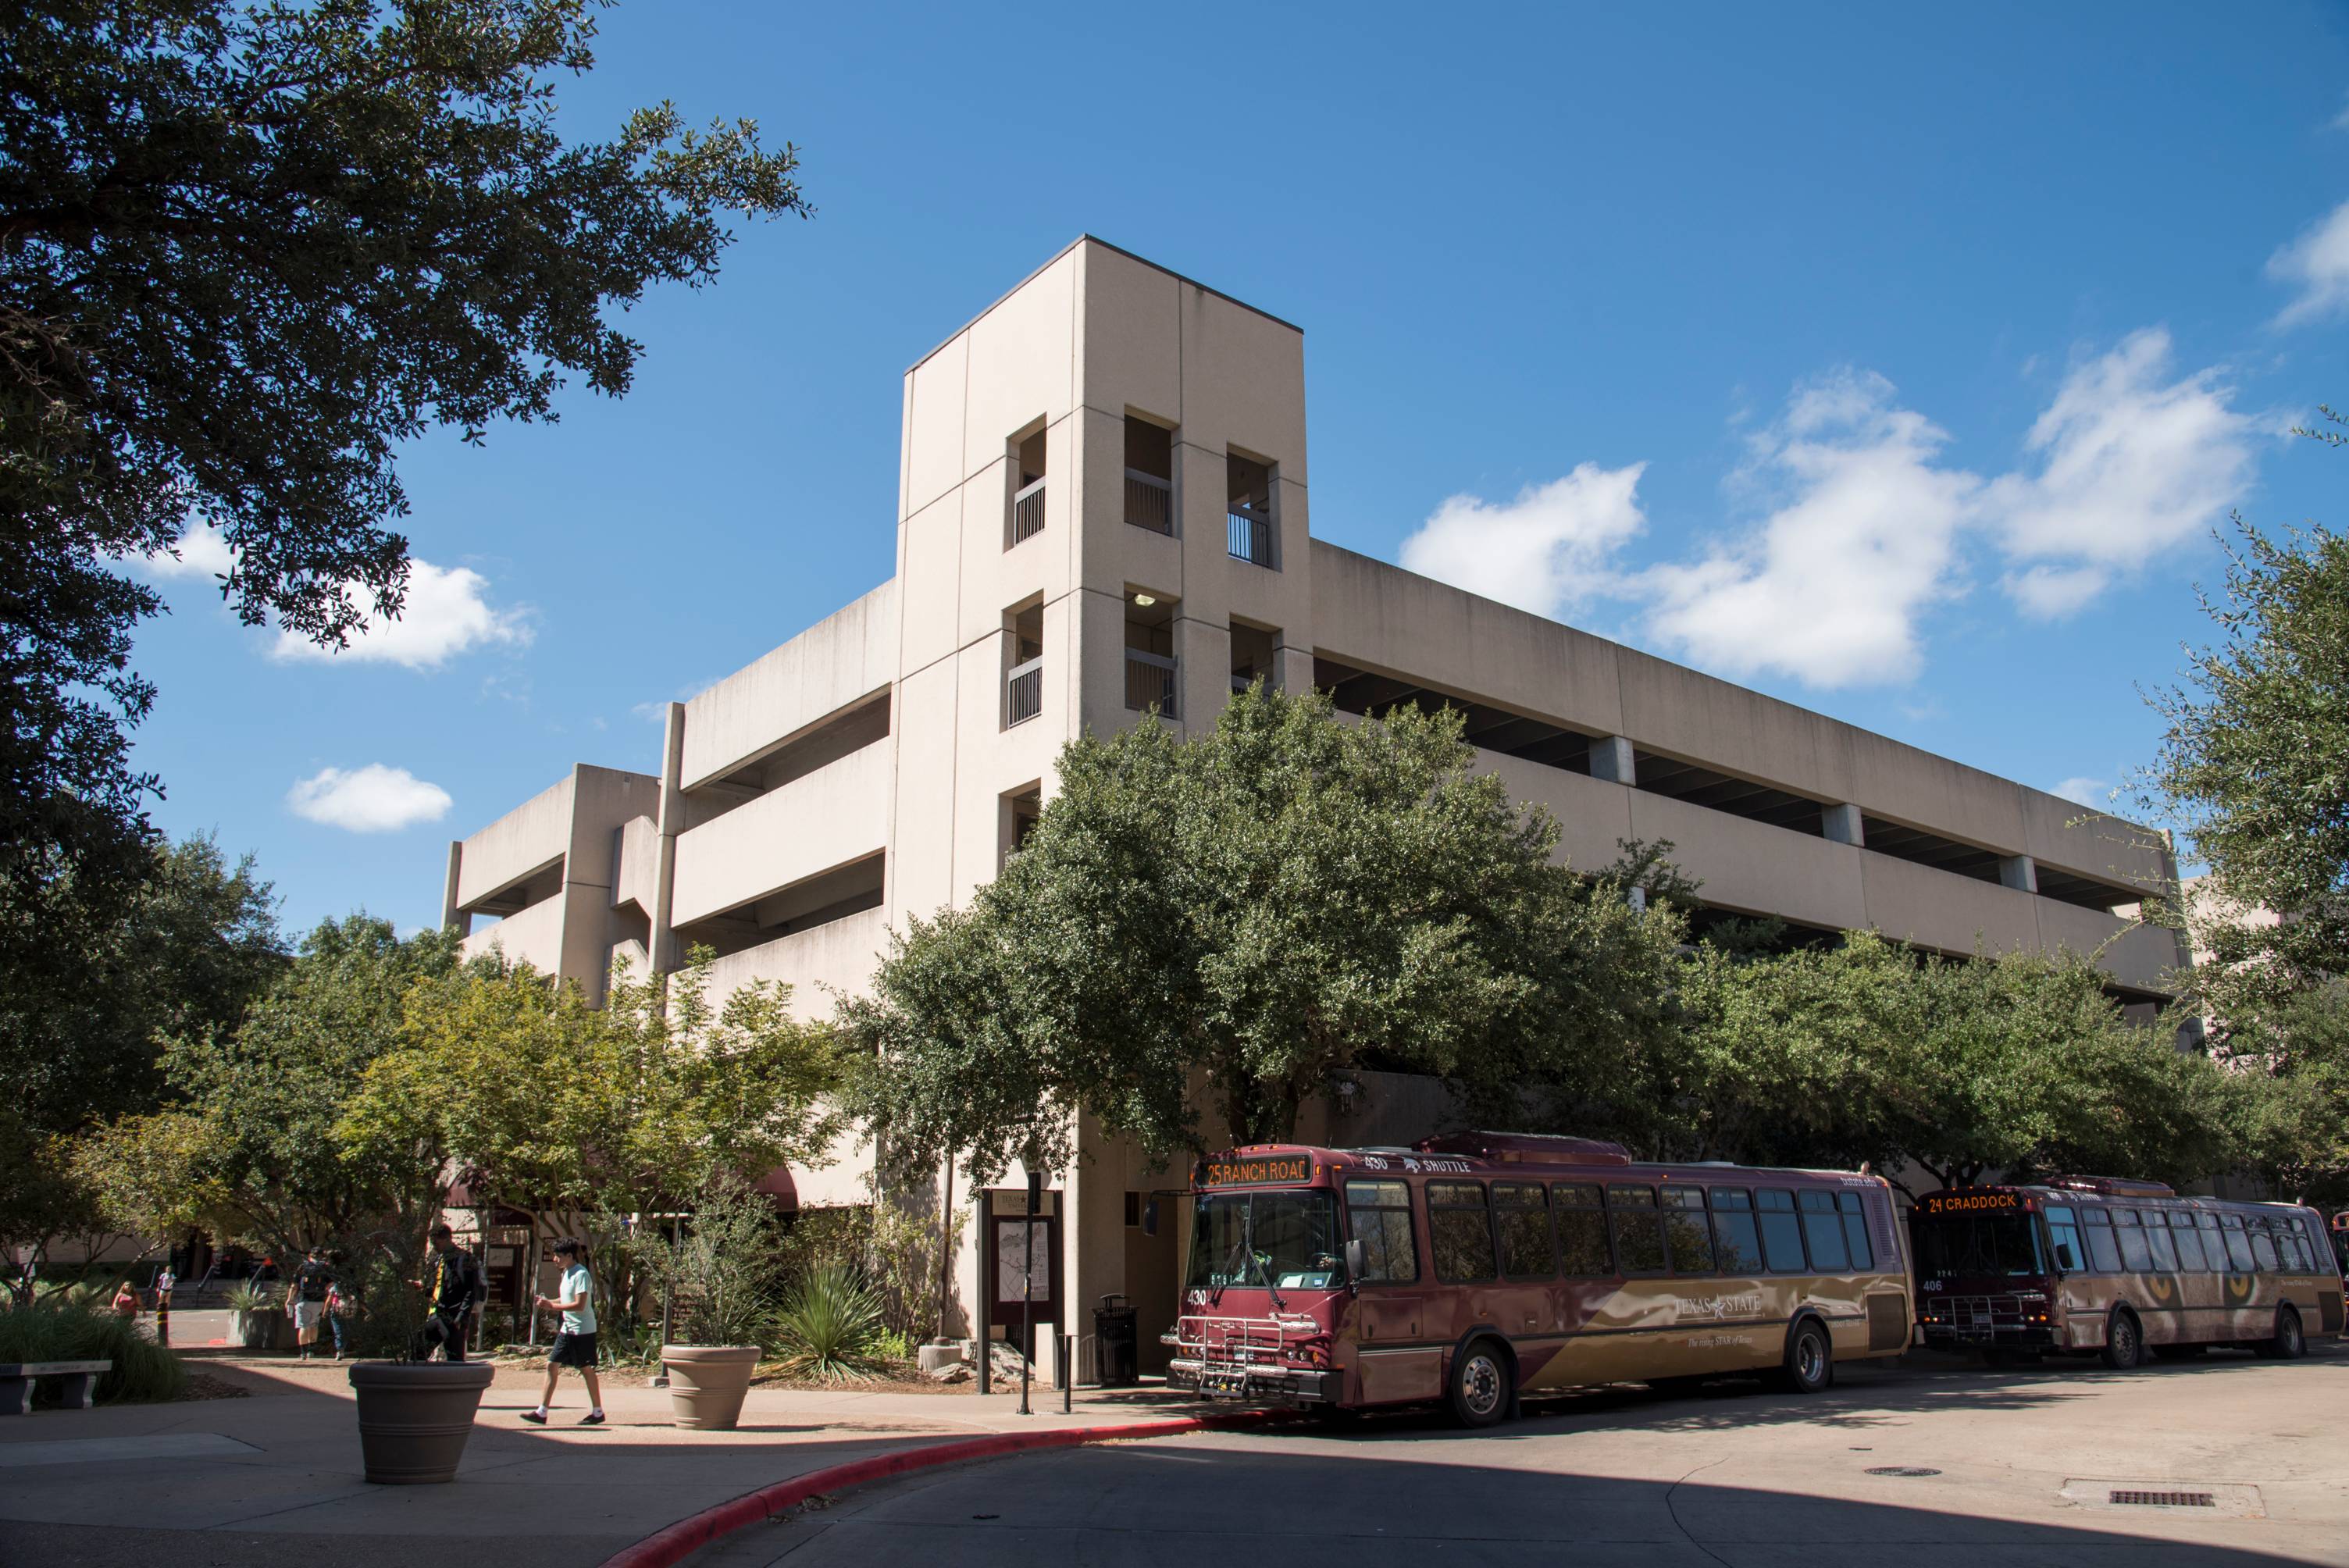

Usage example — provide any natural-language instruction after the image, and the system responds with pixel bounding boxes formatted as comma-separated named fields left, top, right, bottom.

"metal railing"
left=1125, top=469, right=1172, bottom=535
left=1005, top=655, right=1043, bottom=726
left=1227, top=506, right=1273, bottom=565
left=1011, top=476, right=1046, bottom=544
left=1125, top=648, right=1177, bottom=717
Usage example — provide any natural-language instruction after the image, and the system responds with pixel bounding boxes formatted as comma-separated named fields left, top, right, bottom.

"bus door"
left=1342, top=1177, right=1441, bottom=1404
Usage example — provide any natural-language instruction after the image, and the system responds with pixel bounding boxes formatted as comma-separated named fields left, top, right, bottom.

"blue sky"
left=131, top=2, right=2349, bottom=937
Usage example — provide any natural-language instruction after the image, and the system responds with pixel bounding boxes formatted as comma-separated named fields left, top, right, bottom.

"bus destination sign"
left=1199, top=1155, right=1312, bottom=1188
left=1920, top=1191, right=2022, bottom=1216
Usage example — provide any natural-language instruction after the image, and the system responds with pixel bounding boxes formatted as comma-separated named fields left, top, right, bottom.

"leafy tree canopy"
left=0, top=834, right=283, bottom=1135
left=841, top=684, right=1684, bottom=1184
left=1, top=0, right=807, bottom=936
left=2143, top=508, right=2348, bottom=1019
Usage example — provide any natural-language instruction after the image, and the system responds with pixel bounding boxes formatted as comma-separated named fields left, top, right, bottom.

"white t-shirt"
left=559, top=1265, right=596, bottom=1334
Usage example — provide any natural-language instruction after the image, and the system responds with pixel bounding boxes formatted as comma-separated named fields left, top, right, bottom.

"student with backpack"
left=416, top=1223, right=483, bottom=1362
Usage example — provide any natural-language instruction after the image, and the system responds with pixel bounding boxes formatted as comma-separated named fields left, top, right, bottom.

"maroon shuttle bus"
left=1165, top=1131, right=1910, bottom=1425
left=1910, top=1176, right=2344, bottom=1365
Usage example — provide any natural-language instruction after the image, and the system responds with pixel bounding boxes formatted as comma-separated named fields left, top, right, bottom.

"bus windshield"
left=1187, top=1190, right=1344, bottom=1292
left=1912, top=1213, right=2046, bottom=1278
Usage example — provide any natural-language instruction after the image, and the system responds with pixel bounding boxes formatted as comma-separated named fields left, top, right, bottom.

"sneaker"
left=579, top=1411, right=606, bottom=1427
left=519, top=1410, right=547, bottom=1426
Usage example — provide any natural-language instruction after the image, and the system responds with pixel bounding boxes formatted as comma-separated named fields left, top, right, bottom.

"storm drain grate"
left=2111, top=1491, right=2215, bottom=1508
left=1864, top=1466, right=1942, bottom=1477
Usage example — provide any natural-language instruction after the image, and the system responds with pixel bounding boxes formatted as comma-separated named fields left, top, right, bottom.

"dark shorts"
left=547, top=1331, right=598, bottom=1369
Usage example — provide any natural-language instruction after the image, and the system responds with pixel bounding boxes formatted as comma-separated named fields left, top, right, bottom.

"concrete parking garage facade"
left=437, top=237, right=2188, bottom=1373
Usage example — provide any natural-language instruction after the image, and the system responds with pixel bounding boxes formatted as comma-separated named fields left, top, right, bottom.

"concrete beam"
left=441, top=841, right=469, bottom=936
left=1589, top=735, right=1636, bottom=786
left=1823, top=803, right=1864, bottom=846
left=1999, top=853, right=2038, bottom=894
left=649, top=701, right=687, bottom=974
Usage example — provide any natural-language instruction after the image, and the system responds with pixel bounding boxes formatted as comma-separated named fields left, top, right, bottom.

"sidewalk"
left=0, top=1356, right=1230, bottom=1568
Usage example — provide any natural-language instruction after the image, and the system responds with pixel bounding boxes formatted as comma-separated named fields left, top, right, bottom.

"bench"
left=0, top=1360, right=111, bottom=1414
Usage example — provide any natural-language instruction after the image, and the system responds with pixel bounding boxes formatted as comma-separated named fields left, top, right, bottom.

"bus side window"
left=1709, top=1188, right=1766, bottom=1274
left=1834, top=1192, right=1872, bottom=1269
left=2082, top=1208, right=2122, bottom=1273
left=1663, top=1185, right=1715, bottom=1275
left=2113, top=1209, right=2153, bottom=1273
left=2143, top=1211, right=2179, bottom=1272
left=2168, top=1211, right=2208, bottom=1272
left=1798, top=1189, right=1850, bottom=1272
left=2280, top=1228, right=2312, bottom=1274
left=1344, top=1180, right=1418, bottom=1284
left=1607, top=1185, right=1669, bottom=1276
left=2220, top=1214, right=2255, bottom=1274
left=1428, top=1181, right=1498, bottom=1284
left=1552, top=1182, right=1613, bottom=1277
left=1757, top=1188, right=1807, bottom=1274
left=1493, top=1182, right=1556, bottom=1281
left=2248, top=1218, right=2280, bottom=1274
left=2044, top=1205, right=2083, bottom=1273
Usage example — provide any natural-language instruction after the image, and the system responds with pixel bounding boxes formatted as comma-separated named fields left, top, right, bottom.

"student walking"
left=323, top=1276, right=351, bottom=1361
left=109, top=1278, right=141, bottom=1320
left=287, top=1248, right=334, bottom=1361
left=519, top=1238, right=604, bottom=1427
left=417, top=1224, right=483, bottom=1362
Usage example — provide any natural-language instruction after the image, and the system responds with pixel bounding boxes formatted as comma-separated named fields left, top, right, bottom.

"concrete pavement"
left=696, top=1348, right=2349, bottom=1568
left=0, top=1355, right=1229, bottom=1568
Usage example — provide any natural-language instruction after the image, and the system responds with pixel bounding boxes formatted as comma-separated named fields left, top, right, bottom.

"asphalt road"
left=696, top=1347, right=2349, bottom=1567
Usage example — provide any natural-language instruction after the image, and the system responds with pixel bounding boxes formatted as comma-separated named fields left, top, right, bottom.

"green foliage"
left=2222, top=983, right=2349, bottom=1208
left=2143, top=512, right=2349, bottom=1017
left=223, top=1280, right=270, bottom=1313
left=768, top=1265, right=888, bottom=1384
left=0, top=1298, right=186, bottom=1406
left=0, top=0, right=807, bottom=960
left=631, top=1171, right=790, bottom=1348
left=1625, top=932, right=2247, bottom=1193
left=163, top=915, right=468, bottom=1256
left=840, top=685, right=1684, bottom=1180
left=863, top=1201, right=965, bottom=1343
left=0, top=1113, right=102, bottom=1283
left=0, top=836, right=283, bottom=1139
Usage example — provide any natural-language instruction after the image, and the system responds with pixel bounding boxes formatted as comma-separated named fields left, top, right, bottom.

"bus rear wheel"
left=2255, top=1306, right=2306, bottom=1361
left=2099, top=1310, right=2143, bottom=1370
left=1446, top=1339, right=1513, bottom=1428
left=1776, top=1319, right=1834, bottom=1395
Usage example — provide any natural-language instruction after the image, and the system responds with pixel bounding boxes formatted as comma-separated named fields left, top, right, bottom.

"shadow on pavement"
left=709, top=1437, right=2326, bottom=1568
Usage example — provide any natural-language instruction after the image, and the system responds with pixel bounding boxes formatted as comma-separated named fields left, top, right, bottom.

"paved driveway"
left=699, top=1348, right=2349, bottom=1567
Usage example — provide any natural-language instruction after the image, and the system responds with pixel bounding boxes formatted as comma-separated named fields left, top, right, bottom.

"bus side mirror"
left=2053, top=1243, right=2077, bottom=1273
left=1344, top=1238, right=1366, bottom=1285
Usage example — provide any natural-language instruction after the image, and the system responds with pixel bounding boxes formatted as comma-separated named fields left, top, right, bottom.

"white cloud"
left=2267, top=198, right=2349, bottom=326
left=1397, top=463, right=1649, bottom=619
left=1638, top=370, right=1980, bottom=687
left=1982, top=330, right=2254, bottom=617
left=2051, top=776, right=2112, bottom=809
left=137, top=523, right=237, bottom=582
left=286, top=764, right=453, bottom=832
left=269, top=558, right=532, bottom=669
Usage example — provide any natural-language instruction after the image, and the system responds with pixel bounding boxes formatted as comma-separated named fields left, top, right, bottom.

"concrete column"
left=440, top=841, right=469, bottom=935
left=1999, top=853, right=2038, bottom=894
left=647, top=701, right=688, bottom=973
left=1589, top=735, right=1636, bottom=786
left=1823, top=803, right=1864, bottom=846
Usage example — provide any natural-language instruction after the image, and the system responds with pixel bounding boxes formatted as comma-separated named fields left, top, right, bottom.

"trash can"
left=1093, top=1294, right=1139, bottom=1387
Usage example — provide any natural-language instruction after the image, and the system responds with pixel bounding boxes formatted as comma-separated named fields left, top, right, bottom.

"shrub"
left=223, top=1280, right=272, bottom=1313
left=0, top=1299, right=187, bottom=1405
left=768, top=1265, right=888, bottom=1384
left=630, top=1171, right=790, bottom=1348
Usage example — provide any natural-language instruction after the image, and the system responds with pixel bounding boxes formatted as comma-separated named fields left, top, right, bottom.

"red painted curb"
left=598, top=1411, right=1274, bottom=1568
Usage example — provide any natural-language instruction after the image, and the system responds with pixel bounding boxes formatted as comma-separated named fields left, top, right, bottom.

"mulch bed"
left=173, top=1371, right=252, bottom=1402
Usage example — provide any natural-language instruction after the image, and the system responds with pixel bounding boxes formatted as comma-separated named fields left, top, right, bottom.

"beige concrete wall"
left=454, top=773, right=576, bottom=910
left=613, top=814, right=657, bottom=912
left=697, top=906, right=890, bottom=1024
left=458, top=893, right=566, bottom=973
left=1627, top=789, right=1871, bottom=932
left=679, top=582, right=898, bottom=790
left=670, top=743, right=891, bottom=928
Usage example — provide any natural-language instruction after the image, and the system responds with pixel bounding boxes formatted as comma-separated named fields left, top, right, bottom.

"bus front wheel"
left=2255, top=1306, right=2306, bottom=1361
left=1777, top=1319, right=1834, bottom=1395
left=1447, top=1339, right=1513, bottom=1428
left=2099, top=1310, right=2143, bottom=1370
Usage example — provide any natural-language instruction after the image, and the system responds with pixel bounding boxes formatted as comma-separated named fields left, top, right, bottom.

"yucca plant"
left=224, top=1280, right=272, bottom=1313
left=768, top=1265, right=889, bottom=1383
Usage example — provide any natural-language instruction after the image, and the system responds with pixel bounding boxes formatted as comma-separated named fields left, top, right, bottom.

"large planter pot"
left=660, top=1345, right=761, bottom=1431
left=348, top=1361, right=497, bottom=1484
left=233, top=1309, right=287, bottom=1352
